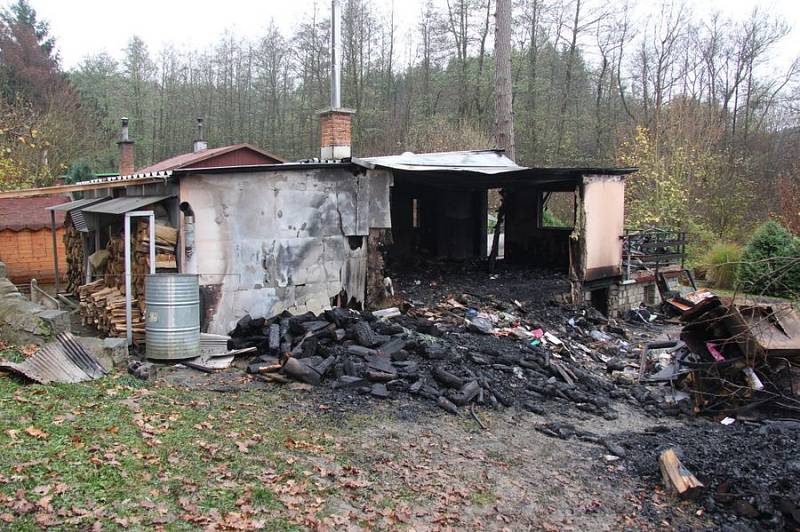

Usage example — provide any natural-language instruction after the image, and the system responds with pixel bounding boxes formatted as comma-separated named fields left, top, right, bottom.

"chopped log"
left=433, top=366, right=464, bottom=388
left=75, top=219, right=178, bottom=344
left=282, top=357, right=321, bottom=385
left=63, top=216, right=86, bottom=294
left=449, top=380, right=481, bottom=406
left=659, top=448, right=704, bottom=499
left=437, top=396, right=459, bottom=415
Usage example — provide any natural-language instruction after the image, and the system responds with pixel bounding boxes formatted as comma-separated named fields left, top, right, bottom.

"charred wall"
left=504, top=186, right=572, bottom=271
left=389, top=181, right=487, bottom=264
left=179, top=167, right=392, bottom=334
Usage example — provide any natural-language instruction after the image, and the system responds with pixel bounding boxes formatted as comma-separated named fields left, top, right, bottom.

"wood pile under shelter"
left=78, top=220, right=177, bottom=343
left=63, top=215, right=85, bottom=294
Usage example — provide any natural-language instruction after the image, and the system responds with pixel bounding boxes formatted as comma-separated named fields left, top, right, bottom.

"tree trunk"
left=494, top=0, right=515, bottom=162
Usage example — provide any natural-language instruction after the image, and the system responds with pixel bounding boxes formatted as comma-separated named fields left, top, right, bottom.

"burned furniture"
left=642, top=294, right=800, bottom=417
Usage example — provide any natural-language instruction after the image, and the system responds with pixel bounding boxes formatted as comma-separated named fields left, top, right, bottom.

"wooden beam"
left=0, top=177, right=168, bottom=199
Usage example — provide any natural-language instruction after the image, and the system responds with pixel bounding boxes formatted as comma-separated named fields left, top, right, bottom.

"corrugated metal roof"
left=46, top=196, right=111, bottom=212
left=353, top=150, right=524, bottom=174
left=80, top=195, right=173, bottom=215
left=75, top=170, right=173, bottom=186
left=0, top=332, right=107, bottom=384
left=353, top=150, right=638, bottom=177
left=69, top=209, right=91, bottom=232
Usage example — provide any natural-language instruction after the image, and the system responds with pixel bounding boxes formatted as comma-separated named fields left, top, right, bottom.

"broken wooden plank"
left=659, top=448, right=704, bottom=499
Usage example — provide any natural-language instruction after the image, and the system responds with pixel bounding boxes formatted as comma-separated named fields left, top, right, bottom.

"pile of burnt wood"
left=228, top=307, right=621, bottom=416
left=643, top=293, right=800, bottom=418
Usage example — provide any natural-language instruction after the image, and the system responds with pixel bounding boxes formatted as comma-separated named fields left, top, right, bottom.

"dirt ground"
left=150, top=368, right=709, bottom=530
left=328, top=400, right=688, bottom=531
left=3, top=262, right=798, bottom=529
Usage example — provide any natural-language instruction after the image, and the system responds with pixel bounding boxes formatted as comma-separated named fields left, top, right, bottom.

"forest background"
left=2, top=0, right=800, bottom=258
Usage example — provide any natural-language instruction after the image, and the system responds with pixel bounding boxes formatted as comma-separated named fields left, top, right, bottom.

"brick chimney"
left=117, top=117, right=135, bottom=176
left=317, top=1, right=354, bottom=160
left=319, top=108, right=354, bottom=160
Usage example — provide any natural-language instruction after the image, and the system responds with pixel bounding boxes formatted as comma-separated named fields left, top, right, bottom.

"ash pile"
left=608, top=421, right=800, bottom=529
left=228, top=292, right=665, bottom=417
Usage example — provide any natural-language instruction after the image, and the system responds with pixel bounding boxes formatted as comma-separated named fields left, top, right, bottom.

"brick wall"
left=0, top=228, right=67, bottom=284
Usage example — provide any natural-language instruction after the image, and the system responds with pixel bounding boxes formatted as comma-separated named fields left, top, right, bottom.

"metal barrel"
left=145, top=274, right=200, bottom=360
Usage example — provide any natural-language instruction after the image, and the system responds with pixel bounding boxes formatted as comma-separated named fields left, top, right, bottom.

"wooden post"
left=50, top=210, right=60, bottom=294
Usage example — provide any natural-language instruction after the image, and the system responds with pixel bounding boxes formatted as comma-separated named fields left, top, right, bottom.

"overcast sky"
left=17, top=0, right=800, bottom=72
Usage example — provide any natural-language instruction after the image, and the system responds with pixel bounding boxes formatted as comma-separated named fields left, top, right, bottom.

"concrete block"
left=0, top=298, right=48, bottom=335
left=0, top=262, right=6, bottom=278
left=103, top=337, right=129, bottom=368
left=75, top=336, right=129, bottom=372
left=36, top=309, right=70, bottom=335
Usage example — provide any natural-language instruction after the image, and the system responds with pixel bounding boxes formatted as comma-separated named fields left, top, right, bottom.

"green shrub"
left=542, top=209, right=567, bottom=227
left=703, top=243, right=743, bottom=289
left=737, top=221, right=800, bottom=298
left=684, top=219, right=717, bottom=267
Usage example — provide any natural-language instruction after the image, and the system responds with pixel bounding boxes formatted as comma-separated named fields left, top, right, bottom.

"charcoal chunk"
left=371, top=383, right=390, bottom=399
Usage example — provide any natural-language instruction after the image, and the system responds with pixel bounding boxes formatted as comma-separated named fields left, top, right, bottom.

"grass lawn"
left=0, top=359, right=391, bottom=530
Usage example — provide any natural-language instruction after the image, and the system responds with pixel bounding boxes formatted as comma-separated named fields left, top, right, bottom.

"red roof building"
left=137, top=143, right=285, bottom=174
left=0, top=196, right=70, bottom=283
left=0, top=196, right=69, bottom=231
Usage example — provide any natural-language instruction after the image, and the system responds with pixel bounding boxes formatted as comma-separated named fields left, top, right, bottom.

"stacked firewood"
left=78, top=280, right=145, bottom=342
left=63, top=215, right=85, bottom=295
left=77, top=220, right=178, bottom=343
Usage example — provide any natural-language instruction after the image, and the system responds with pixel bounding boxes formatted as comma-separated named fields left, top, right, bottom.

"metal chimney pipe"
left=192, top=117, right=208, bottom=152
left=120, top=117, right=130, bottom=142
left=330, top=0, right=341, bottom=109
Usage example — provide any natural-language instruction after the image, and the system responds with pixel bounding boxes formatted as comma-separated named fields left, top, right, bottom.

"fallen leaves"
left=23, top=426, right=47, bottom=439
left=235, top=439, right=256, bottom=453
left=20, top=344, right=38, bottom=357
left=284, top=438, right=326, bottom=453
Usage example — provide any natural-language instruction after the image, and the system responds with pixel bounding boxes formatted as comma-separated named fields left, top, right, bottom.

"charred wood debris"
left=228, top=289, right=662, bottom=420
left=226, top=284, right=800, bottom=424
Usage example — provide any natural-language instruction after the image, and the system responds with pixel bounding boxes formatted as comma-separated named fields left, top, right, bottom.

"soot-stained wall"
left=504, top=186, right=572, bottom=271
left=179, top=167, right=392, bottom=334
left=389, top=182, right=487, bottom=263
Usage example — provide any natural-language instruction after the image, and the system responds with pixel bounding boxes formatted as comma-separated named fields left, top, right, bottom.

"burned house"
left=355, top=151, right=635, bottom=312
left=0, top=103, right=645, bottom=342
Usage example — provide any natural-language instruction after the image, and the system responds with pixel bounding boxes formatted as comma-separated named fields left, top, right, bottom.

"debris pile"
left=640, top=292, right=800, bottom=418
left=227, top=289, right=665, bottom=417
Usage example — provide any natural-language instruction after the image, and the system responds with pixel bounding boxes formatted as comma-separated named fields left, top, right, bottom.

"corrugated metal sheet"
left=352, top=150, right=637, bottom=179
left=354, top=150, right=523, bottom=174
left=69, top=209, right=91, bottom=232
left=52, top=197, right=113, bottom=232
left=0, top=332, right=108, bottom=384
left=76, top=170, right=172, bottom=186
left=81, top=195, right=173, bottom=215
left=46, top=196, right=111, bottom=212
